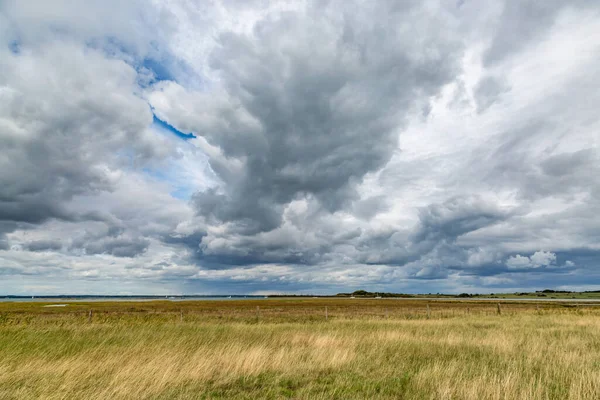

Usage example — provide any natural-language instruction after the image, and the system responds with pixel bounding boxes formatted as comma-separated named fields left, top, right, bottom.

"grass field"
left=1, top=299, right=600, bottom=399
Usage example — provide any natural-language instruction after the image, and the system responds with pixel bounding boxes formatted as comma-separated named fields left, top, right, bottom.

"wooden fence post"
left=256, top=306, right=260, bottom=322
left=88, top=310, right=92, bottom=323
left=426, top=304, right=431, bottom=319
left=180, top=309, right=183, bottom=323
left=497, top=303, right=502, bottom=315
left=325, top=306, right=328, bottom=320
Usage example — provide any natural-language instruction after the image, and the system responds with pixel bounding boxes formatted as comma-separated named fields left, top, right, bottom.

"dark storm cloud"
left=154, top=1, right=465, bottom=257
left=72, top=236, right=150, bottom=258
left=66, top=216, right=157, bottom=258
left=0, top=200, right=72, bottom=225
left=0, top=221, right=19, bottom=250
left=355, top=196, right=513, bottom=269
left=22, top=240, right=63, bottom=252
left=413, top=196, right=512, bottom=244
left=189, top=193, right=516, bottom=272
left=143, top=1, right=599, bottom=284
left=352, top=196, right=390, bottom=220
left=161, top=230, right=206, bottom=249
left=207, top=10, right=460, bottom=217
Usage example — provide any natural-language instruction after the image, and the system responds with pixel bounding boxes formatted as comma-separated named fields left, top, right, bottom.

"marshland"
left=1, top=299, right=599, bottom=399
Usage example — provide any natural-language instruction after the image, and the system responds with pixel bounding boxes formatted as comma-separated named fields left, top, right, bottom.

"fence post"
left=325, top=306, right=328, bottom=320
left=256, top=306, right=260, bottom=322
left=385, top=308, right=388, bottom=319
left=180, top=309, right=183, bottom=323
left=426, top=304, right=431, bottom=319
left=497, top=303, right=502, bottom=315
left=88, top=310, right=92, bottom=323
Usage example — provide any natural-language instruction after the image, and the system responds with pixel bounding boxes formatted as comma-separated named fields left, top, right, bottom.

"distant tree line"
left=336, top=290, right=414, bottom=298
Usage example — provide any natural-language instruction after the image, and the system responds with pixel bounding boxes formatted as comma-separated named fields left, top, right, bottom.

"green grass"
left=1, top=300, right=599, bottom=399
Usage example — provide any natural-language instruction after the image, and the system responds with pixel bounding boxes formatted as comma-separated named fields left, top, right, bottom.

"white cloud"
left=506, top=251, right=557, bottom=269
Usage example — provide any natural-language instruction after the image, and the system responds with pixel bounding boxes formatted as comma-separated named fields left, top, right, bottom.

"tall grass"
left=1, top=301, right=599, bottom=399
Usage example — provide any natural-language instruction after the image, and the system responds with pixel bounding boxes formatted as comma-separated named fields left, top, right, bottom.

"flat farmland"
left=1, top=299, right=599, bottom=399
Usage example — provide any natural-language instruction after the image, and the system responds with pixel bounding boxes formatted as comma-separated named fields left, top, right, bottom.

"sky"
left=0, top=0, right=599, bottom=295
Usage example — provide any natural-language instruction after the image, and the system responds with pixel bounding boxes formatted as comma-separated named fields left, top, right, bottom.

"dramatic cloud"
left=151, top=2, right=462, bottom=233
left=0, top=0, right=599, bottom=295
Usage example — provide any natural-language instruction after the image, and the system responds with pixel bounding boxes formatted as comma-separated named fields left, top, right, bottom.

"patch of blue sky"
left=170, top=186, right=196, bottom=200
left=144, top=121, right=218, bottom=200
left=141, top=166, right=173, bottom=186
left=152, top=114, right=196, bottom=140
left=142, top=156, right=214, bottom=201
left=138, top=55, right=203, bottom=89
left=84, top=36, right=200, bottom=86
left=141, top=165, right=194, bottom=200
left=142, top=58, right=176, bottom=82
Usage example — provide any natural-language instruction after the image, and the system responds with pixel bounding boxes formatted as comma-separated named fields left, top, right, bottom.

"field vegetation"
left=1, top=299, right=600, bottom=399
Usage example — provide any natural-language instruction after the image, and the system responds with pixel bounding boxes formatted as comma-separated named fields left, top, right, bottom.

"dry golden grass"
left=1, top=299, right=599, bottom=399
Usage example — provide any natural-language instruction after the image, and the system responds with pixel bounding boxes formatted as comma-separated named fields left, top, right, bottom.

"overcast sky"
left=1, top=0, right=599, bottom=295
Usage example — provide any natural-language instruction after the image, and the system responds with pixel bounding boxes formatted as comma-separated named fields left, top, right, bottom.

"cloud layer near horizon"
left=1, top=0, right=599, bottom=295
